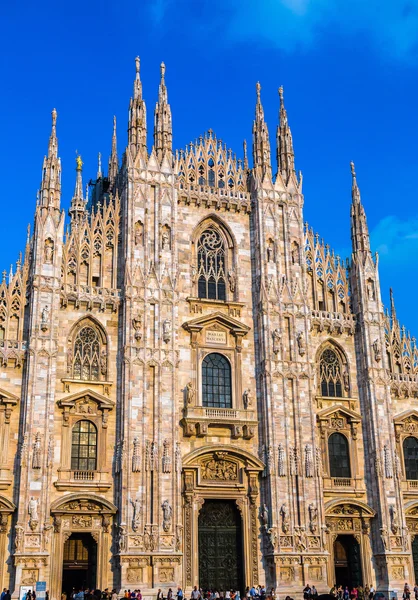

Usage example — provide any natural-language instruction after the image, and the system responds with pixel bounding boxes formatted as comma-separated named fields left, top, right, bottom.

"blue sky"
left=1, top=0, right=418, bottom=333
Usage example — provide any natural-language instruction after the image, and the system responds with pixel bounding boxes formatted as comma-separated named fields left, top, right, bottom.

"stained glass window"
left=73, top=326, right=101, bottom=381
left=197, top=228, right=226, bottom=301
left=320, top=348, right=343, bottom=397
left=202, top=353, right=232, bottom=408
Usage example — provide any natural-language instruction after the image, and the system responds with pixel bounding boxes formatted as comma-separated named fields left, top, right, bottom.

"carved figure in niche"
left=32, top=433, right=41, bottom=469
left=228, top=270, right=236, bottom=293
left=295, top=527, right=307, bottom=551
left=41, top=305, right=49, bottom=331
left=100, top=350, right=107, bottom=377
left=44, top=238, right=54, bottom=264
left=267, top=527, right=278, bottom=549
left=367, top=279, right=375, bottom=301
left=280, top=503, right=289, bottom=533
left=201, top=456, right=237, bottom=481
left=134, top=220, right=143, bottom=246
left=191, top=265, right=197, bottom=283
left=372, top=339, right=381, bottom=362
left=243, top=389, right=251, bottom=409
left=22, top=570, right=37, bottom=585
left=297, top=332, right=305, bottom=356
left=291, top=241, right=299, bottom=265
left=390, top=504, right=399, bottom=534
left=118, top=525, right=127, bottom=553
left=67, top=348, right=73, bottom=374
left=185, top=382, right=195, bottom=405
left=308, top=503, right=318, bottom=533
left=132, top=314, right=142, bottom=342
left=42, top=523, right=53, bottom=551
left=343, top=370, right=350, bottom=392
left=162, top=319, right=171, bottom=343
left=162, top=500, right=172, bottom=532
left=131, top=498, right=141, bottom=532
left=266, top=240, right=274, bottom=263
left=28, top=497, right=39, bottom=523
left=272, top=328, right=281, bottom=355
left=380, top=526, right=388, bottom=551
left=161, top=228, right=170, bottom=250
left=14, top=525, right=24, bottom=552
left=261, top=503, right=269, bottom=529
left=132, top=437, right=141, bottom=473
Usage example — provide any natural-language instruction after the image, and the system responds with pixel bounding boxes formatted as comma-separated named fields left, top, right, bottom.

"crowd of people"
left=64, top=589, right=118, bottom=600
left=326, top=584, right=376, bottom=600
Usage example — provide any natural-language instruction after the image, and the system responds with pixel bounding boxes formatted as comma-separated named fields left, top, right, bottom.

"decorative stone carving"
left=175, top=524, right=182, bottom=552
left=134, top=220, right=143, bottom=246
left=266, top=445, right=275, bottom=475
left=380, top=526, right=389, bottom=551
left=315, top=447, right=322, bottom=476
left=390, top=504, right=399, bottom=534
left=163, top=319, right=172, bottom=343
left=32, top=432, right=41, bottom=469
left=131, top=498, right=141, bottom=532
left=72, top=515, right=92, bottom=528
left=150, top=441, right=158, bottom=472
left=132, top=437, right=141, bottom=473
left=305, top=444, right=314, bottom=477
left=278, top=444, right=286, bottom=476
left=162, top=499, right=172, bottom=532
left=228, top=270, right=236, bottom=293
left=14, top=524, right=24, bottom=552
left=28, top=497, right=39, bottom=531
left=267, top=526, right=278, bottom=550
left=200, top=454, right=238, bottom=481
left=161, top=226, right=171, bottom=250
left=46, top=435, right=54, bottom=468
left=289, top=446, right=298, bottom=476
left=294, top=526, right=307, bottom=551
left=162, top=439, right=171, bottom=473
left=384, top=444, right=393, bottom=478
left=175, top=442, right=181, bottom=472
left=22, top=569, right=38, bottom=584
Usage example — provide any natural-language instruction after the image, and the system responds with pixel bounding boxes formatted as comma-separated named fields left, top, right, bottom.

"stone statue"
left=261, top=503, right=269, bottom=528
left=243, top=389, right=251, bottom=409
left=131, top=498, right=141, bottom=532
left=134, top=221, right=143, bottom=246
left=297, top=332, right=305, bottom=356
left=343, top=370, right=350, bottom=391
left=44, top=238, right=54, bottom=264
left=372, top=339, right=381, bottom=362
left=100, top=350, right=107, bottom=377
left=272, top=329, right=281, bottom=355
left=228, top=270, right=236, bottom=293
left=305, top=444, right=314, bottom=478
left=32, top=433, right=41, bottom=469
left=132, top=314, right=142, bottom=342
left=266, top=241, right=274, bottom=263
left=118, top=525, right=127, bottom=553
left=280, top=503, right=289, bottom=533
left=162, top=319, right=172, bottom=343
left=14, top=525, right=24, bottom=552
left=390, top=504, right=399, bottom=534
left=367, top=279, right=375, bottom=301
left=41, top=305, right=49, bottom=332
left=308, top=502, right=318, bottom=533
left=161, top=229, right=170, bottom=250
left=295, top=527, right=307, bottom=551
left=384, top=444, right=393, bottom=478
left=267, top=527, right=278, bottom=550
left=28, top=497, right=39, bottom=522
left=185, top=382, right=195, bottom=405
left=380, top=526, right=388, bottom=551
left=162, top=500, right=172, bottom=532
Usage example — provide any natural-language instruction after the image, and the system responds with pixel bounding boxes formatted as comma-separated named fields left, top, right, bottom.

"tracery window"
left=202, top=353, right=232, bottom=408
left=320, top=348, right=343, bottom=397
left=328, top=432, right=351, bottom=478
left=71, top=420, right=97, bottom=471
left=197, top=228, right=226, bottom=301
left=403, top=436, right=418, bottom=480
left=73, top=326, right=101, bottom=381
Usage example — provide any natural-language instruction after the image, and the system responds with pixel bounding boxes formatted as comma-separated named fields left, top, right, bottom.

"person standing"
left=157, top=591, right=164, bottom=600
left=191, top=587, right=201, bottom=600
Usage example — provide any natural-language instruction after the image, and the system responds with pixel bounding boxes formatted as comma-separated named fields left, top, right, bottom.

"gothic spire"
left=350, top=161, right=370, bottom=254
left=108, top=115, right=119, bottom=187
left=390, top=287, right=397, bottom=323
left=128, top=56, right=147, bottom=159
left=69, top=155, right=87, bottom=224
left=154, top=61, right=173, bottom=161
left=39, top=108, right=61, bottom=210
left=276, top=86, right=295, bottom=183
left=252, top=82, right=272, bottom=179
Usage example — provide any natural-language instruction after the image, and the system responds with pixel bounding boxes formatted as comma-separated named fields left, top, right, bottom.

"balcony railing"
left=73, top=470, right=95, bottom=481
left=332, top=477, right=353, bottom=487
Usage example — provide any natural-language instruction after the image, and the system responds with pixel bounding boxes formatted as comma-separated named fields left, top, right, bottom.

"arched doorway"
left=334, top=535, right=363, bottom=588
left=412, top=537, right=418, bottom=583
left=62, top=533, right=97, bottom=594
left=198, top=500, right=244, bottom=592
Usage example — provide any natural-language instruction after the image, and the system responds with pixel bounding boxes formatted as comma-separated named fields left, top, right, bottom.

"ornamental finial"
left=76, top=154, right=83, bottom=171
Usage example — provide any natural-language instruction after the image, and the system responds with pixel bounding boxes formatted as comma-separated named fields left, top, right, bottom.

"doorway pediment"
left=183, top=311, right=250, bottom=336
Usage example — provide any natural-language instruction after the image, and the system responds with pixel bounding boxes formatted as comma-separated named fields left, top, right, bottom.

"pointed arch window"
left=320, top=348, right=343, bottom=397
left=71, top=420, right=97, bottom=471
left=202, top=353, right=232, bottom=408
left=197, top=228, right=226, bottom=301
left=73, top=326, right=101, bottom=381
left=403, top=436, right=418, bottom=480
left=328, top=432, right=351, bottom=478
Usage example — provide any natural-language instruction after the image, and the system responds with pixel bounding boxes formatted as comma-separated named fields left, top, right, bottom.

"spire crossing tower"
left=350, top=161, right=370, bottom=254
left=108, top=115, right=119, bottom=187
left=154, top=62, right=172, bottom=161
left=39, top=108, right=61, bottom=211
left=276, top=86, right=295, bottom=183
left=128, top=56, right=147, bottom=159
left=252, top=82, right=272, bottom=179
left=69, top=155, right=87, bottom=224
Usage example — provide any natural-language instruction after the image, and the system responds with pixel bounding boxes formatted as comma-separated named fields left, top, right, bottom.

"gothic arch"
left=182, top=444, right=264, bottom=470
left=67, top=316, right=109, bottom=382
left=50, top=493, right=117, bottom=515
left=325, top=498, right=375, bottom=518
left=315, top=339, right=350, bottom=398
left=68, top=315, right=109, bottom=347
left=191, top=214, right=237, bottom=251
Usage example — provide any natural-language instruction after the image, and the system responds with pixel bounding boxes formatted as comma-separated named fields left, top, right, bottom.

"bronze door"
left=198, top=500, right=243, bottom=592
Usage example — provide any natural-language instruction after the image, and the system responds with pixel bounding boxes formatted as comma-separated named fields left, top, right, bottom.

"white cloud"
left=226, top=0, right=418, bottom=62
left=371, top=215, right=418, bottom=261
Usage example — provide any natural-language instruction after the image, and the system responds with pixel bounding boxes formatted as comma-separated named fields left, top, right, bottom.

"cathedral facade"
left=0, top=57, right=417, bottom=599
